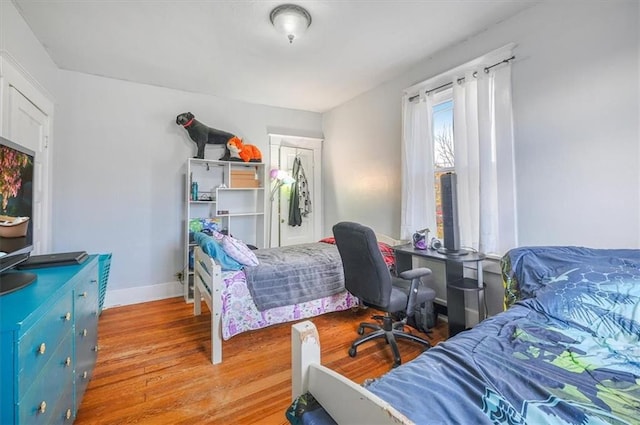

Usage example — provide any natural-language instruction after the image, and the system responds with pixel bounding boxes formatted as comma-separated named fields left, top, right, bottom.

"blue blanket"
left=363, top=246, right=640, bottom=424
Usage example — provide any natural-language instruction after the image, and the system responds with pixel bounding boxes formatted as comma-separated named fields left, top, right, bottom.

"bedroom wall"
left=0, top=1, right=58, bottom=98
left=52, top=71, right=323, bottom=305
left=3, top=1, right=323, bottom=307
left=322, top=1, right=639, bottom=318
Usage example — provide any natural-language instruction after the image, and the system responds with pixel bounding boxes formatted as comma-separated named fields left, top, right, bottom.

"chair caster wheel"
left=357, top=327, right=365, bottom=335
left=348, top=347, right=357, bottom=357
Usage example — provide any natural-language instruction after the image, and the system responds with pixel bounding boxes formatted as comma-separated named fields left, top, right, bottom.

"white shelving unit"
left=182, top=158, right=265, bottom=302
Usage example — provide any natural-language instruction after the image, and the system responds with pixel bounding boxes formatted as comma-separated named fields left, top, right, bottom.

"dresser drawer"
left=17, top=293, right=73, bottom=395
left=75, top=313, right=98, bottom=408
left=17, top=331, right=74, bottom=424
left=75, top=269, right=99, bottom=325
left=75, top=265, right=99, bottom=411
left=47, top=388, right=75, bottom=425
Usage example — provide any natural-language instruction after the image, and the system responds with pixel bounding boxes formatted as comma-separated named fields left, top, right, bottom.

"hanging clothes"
left=288, top=157, right=312, bottom=226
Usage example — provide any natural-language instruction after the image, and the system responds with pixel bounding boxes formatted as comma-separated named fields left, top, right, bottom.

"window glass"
left=433, top=99, right=454, bottom=169
left=432, top=97, right=454, bottom=239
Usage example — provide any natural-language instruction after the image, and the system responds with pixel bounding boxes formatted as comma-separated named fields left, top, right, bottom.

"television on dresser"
left=0, top=136, right=36, bottom=295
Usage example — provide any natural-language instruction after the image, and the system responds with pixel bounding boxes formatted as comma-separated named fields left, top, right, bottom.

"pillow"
left=320, top=237, right=396, bottom=272
left=193, top=232, right=243, bottom=271
left=213, top=230, right=259, bottom=267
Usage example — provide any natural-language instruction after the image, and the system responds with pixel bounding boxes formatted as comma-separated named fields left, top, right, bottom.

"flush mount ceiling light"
left=269, top=4, right=312, bottom=44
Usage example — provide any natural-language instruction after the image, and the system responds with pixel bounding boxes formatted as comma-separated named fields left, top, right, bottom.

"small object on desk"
left=17, top=251, right=89, bottom=269
left=412, top=228, right=429, bottom=250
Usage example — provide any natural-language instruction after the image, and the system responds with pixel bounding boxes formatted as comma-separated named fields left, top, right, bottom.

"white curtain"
left=401, top=91, right=436, bottom=241
left=453, top=64, right=517, bottom=255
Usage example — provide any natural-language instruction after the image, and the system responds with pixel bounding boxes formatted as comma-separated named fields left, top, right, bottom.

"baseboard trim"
left=104, top=281, right=182, bottom=309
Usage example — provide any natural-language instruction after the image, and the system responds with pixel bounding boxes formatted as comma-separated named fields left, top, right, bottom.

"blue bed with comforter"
left=289, top=246, right=640, bottom=424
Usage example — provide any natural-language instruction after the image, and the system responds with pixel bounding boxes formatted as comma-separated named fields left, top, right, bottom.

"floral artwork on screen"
left=0, top=145, right=33, bottom=242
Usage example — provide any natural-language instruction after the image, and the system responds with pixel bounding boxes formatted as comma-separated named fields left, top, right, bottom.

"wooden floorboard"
left=75, top=297, right=448, bottom=424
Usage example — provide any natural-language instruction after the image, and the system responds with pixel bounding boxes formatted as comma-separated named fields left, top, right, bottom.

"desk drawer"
left=18, top=293, right=73, bottom=395
left=17, top=331, right=74, bottom=424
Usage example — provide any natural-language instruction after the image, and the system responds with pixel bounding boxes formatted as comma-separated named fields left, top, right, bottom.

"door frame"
left=0, top=52, right=55, bottom=252
left=268, top=134, right=323, bottom=247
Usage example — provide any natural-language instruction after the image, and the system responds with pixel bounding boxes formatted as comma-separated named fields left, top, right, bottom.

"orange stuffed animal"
left=227, top=137, right=262, bottom=162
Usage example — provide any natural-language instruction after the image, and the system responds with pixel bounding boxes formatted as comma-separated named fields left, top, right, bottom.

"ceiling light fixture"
left=269, top=4, right=312, bottom=44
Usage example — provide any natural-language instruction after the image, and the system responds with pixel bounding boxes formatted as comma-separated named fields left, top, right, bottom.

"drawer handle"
left=90, top=279, right=97, bottom=284
left=38, top=343, right=46, bottom=355
left=64, top=312, right=71, bottom=321
left=65, top=356, right=71, bottom=366
left=66, top=408, right=72, bottom=420
left=39, top=401, right=47, bottom=414
left=82, top=328, right=88, bottom=337
left=79, top=291, right=88, bottom=297
left=82, top=371, right=88, bottom=379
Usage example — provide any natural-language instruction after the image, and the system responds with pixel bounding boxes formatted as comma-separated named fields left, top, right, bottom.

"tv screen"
left=0, top=136, right=35, bottom=277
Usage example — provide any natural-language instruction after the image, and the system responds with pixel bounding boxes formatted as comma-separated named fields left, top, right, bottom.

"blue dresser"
left=0, top=256, right=100, bottom=424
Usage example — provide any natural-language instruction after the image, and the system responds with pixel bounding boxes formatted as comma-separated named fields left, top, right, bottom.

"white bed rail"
left=194, top=246, right=224, bottom=364
left=291, top=321, right=413, bottom=425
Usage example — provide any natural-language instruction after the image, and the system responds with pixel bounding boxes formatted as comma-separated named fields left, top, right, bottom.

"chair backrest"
left=332, top=222, right=392, bottom=310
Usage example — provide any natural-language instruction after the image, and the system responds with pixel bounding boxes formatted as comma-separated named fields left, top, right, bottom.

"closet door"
left=1, top=56, right=54, bottom=255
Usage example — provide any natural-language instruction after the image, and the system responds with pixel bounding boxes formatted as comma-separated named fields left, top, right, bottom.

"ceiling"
left=13, top=0, right=537, bottom=112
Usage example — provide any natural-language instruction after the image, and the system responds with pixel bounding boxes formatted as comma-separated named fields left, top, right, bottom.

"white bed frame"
left=193, top=234, right=406, bottom=365
left=193, top=245, right=224, bottom=364
left=291, top=320, right=413, bottom=424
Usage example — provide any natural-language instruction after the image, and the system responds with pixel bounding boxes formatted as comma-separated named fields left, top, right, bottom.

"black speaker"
left=438, top=172, right=467, bottom=256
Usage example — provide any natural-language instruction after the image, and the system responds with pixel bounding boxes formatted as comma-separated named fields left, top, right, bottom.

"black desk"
left=393, top=244, right=485, bottom=337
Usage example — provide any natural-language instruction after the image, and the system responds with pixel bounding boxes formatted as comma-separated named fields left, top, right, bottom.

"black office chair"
left=332, top=221, right=436, bottom=368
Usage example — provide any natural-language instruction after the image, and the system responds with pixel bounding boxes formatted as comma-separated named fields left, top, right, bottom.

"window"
left=401, top=46, right=517, bottom=254
left=432, top=93, right=453, bottom=240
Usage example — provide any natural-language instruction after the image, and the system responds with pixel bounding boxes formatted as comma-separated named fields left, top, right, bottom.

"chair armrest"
left=398, top=267, right=432, bottom=317
left=398, top=268, right=432, bottom=280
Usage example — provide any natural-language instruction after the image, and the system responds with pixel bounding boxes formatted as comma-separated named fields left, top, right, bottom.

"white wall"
left=53, top=71, right=322, bottom=300
left=323, top=0, right=640, bottom=250
left=322, top=1, right=639, bottom=319
left=0, top=1, right=58, bottom=97
left=3, top=0, right=323, bottom=305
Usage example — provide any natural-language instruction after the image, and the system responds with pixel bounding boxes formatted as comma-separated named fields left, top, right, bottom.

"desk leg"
left=477, top=262, right=485, bottom=322
left=445, top=261, right=465, bottom=337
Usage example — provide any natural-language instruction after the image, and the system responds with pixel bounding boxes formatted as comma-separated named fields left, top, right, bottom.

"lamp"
left=268, top=168, right=296, bottom=247
left=269, top=169, right=295, bottom=200
left=269, top=4, right=312, bottom=44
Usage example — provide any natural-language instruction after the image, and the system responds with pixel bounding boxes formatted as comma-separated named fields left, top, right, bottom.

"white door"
left=279, top=146, right=315, bottom=246
left=8, top=87, right=51, bottom=254
left=268, top=134, right=322, bottom=247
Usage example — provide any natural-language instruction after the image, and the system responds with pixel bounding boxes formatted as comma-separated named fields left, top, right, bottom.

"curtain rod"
left=408, top=55, right=515, bottom=102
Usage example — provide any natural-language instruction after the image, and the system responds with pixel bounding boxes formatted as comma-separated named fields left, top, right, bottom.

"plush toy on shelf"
left=176, top=111, right=232, bottom=160
left=227, top=137, right=262, bottom=162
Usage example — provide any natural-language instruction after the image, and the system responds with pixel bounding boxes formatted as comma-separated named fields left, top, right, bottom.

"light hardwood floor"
left=75, top=297, right=448, bottom=424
